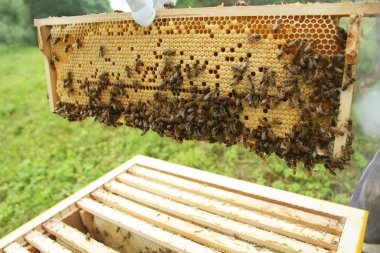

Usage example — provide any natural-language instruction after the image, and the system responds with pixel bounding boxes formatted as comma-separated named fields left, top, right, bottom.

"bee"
left=163, top=49, right=176, bottom=56
left=230, top=75, right=243, bottom=86
left=133, top=80, right=142, bottom=89
left=336, top=27, right=347, bottom=51
left=269, top=71, right=276, bottom=85
left=330, top=127, right=344, bottom=136
left=86, top=232, right=91, bottom=241
left=247, top=74, right=255, bottom=89
left=164, top=3, right=175, bottom=8
left=184, top=66, right=192, bottom=79
left=277, top=87, right=284, bottom=100
left=64, top=44, right=71, bottom=53
left=193, top=63, right=206, bottom=78
left=123, top=231, right=132, bottom=242
left=235, top=0, right=248, bottom=6
left=344, top=119, right=352, bottom=131
left=231, top=65, right=241, bottom=72
left=258, top=117, right=271, bottom=127
left=49, top=59, right=55, bottom=70
left=273, top=19, right=282, bottom=33
left=135, top=59, right=143, bottom=72
left=277, top=45, right=286, bottom=59
left=284, top=64, right=300, bottom=75
left=99, top=46, right=105, bottom=57
left=346, top=132, right=355, bottom=146
left=46, top=34, right=52, bottom=41
left=286, top=38, right=301, bottom=49
left=52, top=53, right=59, bottom=62
left=303, top=40, right=316, bottom=54
left=63, top=34, right=69, bottom=43
left=341, top=145, right=354, bottom=159
left=272, top=118, right=282, bottom=125
left=74, top=38, right=81, bottom=49
left=52, top=37, right=61, bottom=45
left=315, top=104, right=329, bottom=117
left=247, top=34, right=261, bottom=42
left=288, top=97, right=296, bottom=108
left=292, top=39, right=307, bottom=63
left=125, top=66, right=132, bottom=78
left=334, top=67, right=343, bottom=74
left=99, top=72, right=109, bottom=83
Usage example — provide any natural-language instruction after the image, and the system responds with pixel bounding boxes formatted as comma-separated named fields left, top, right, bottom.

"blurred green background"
left=1, top=0, right=380, bottom=238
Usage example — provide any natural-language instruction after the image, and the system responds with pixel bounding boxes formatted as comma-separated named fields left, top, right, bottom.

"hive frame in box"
left=0, top=155, right=368, bottom=253
left=33, top=3, right=380, bottom=161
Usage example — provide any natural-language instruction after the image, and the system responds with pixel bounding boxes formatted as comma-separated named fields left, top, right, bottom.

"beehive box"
left=34, top=3, right=380, bottom=174
left=0, top=155, right=368, bottom=253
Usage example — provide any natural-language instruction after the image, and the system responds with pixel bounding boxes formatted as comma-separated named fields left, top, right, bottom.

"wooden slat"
left=129, top=165, right=341, bottom=234
left=132, top=155, right=361, bottom=220
left=34, top=3, right=380, bottom=27
left=92, top=188, right=273, bottom=253
left=117, top=173, right=339, bottom=250
left=76, top=198, right=219, bottom=253
left=105, top=180, right=328, bottom=253
left=24, top=230, right=72, bottom=253
left=42, top=218, right=118, bottom=253
left=3, top=243, right=30, bottom=253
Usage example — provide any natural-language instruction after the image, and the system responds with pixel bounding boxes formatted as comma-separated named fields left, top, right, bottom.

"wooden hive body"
left=0, top=156, right=368, bottom=253
left=34, top=3, right=380, bottom=173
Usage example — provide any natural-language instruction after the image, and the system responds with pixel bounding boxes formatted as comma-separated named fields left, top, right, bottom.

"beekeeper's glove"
left=125, top=0, right=177, bottom=27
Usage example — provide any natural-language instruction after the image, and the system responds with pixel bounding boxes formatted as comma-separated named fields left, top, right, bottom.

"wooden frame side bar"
left=34, top=3, right=380, bottom=27
left=37, top=26, right=58, bottom=112
left=333, top=14, right=362, bottom=158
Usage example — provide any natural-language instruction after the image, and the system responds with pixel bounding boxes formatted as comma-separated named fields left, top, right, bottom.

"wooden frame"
left=33, top=3, right=380, bottom=160
left=0, top=155, right=368, bottom=253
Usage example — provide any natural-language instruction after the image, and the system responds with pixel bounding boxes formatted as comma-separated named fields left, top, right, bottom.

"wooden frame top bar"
left=34, top=2, right=380, bottom=27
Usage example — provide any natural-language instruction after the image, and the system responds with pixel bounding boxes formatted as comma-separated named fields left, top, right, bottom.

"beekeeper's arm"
left=125, top=0, right=177, bottom=27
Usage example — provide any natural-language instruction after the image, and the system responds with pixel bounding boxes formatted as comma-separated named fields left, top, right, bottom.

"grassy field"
left=0, top=44, right=379, bottom=238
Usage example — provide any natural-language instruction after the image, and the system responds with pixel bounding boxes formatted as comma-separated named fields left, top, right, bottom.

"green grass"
left=0, top=44, right=379, bottom=238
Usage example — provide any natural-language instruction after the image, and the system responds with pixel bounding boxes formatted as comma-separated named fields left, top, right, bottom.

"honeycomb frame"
left=34, top=3, right=380, bottom=173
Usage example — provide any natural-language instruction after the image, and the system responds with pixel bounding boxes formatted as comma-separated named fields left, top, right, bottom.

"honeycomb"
left=45, top=12, right=354, bottom=173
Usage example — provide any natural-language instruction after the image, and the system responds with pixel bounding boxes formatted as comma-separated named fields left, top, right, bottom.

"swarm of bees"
left=49, top=18, right=355, bottom=175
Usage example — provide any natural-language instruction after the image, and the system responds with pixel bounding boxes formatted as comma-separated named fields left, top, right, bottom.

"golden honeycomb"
left=46, top=13, right=352, bottom=173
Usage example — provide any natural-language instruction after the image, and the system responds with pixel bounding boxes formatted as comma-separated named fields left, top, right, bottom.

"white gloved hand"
left=125, top=0, right=177, bottom=27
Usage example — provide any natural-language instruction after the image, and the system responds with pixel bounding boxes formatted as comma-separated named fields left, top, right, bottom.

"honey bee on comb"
left=99, top=46, right=105, bottom=58
left=45, top=12, right=356, bottom=174
left=273, top=19, right=283, bottom=33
